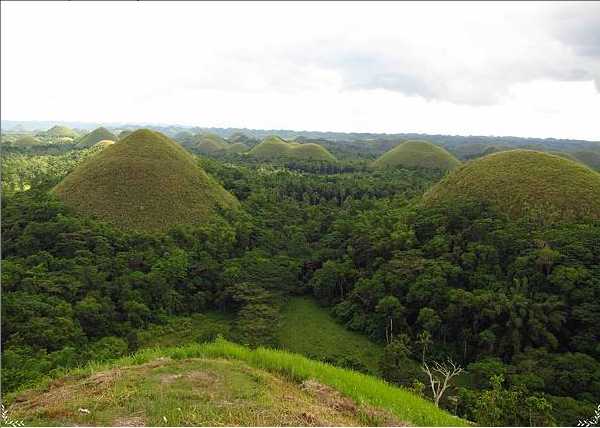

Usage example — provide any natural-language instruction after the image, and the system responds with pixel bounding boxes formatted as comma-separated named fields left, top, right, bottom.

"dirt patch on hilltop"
left=301, top=379, right=408, bottom=426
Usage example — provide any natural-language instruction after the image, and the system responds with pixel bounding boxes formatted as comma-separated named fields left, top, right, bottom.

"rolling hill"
left=249, top=136, right=336, bottom=161
left=373, top=140, right=461, bottom=170
left=193, top=133, right=230, bottom=154
left=13, top=135, right=42, bottom=146
left=75, top=127, right=117, bottom=148
left=228, top=132, right=258, bottom=146
left=423, top=149, right=600, bottom=222
left=53, top=129, right=239, bottom=232
left=227, top=142, right=250, bottom=153
left=4, top=339, right=466, bottom=426
left=45, top=125, right=79, bottom=138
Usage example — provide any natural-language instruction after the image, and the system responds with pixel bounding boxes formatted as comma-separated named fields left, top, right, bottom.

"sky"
left=1, top=1, right=599, bottom=140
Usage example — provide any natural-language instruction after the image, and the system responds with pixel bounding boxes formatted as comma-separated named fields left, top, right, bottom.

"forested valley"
left=1, top=128, right=600, bottom=426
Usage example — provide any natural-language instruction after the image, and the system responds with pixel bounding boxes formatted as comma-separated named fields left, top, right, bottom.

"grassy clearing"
left=373, top=140, right=461, bottom=171
left=6, top=339, right=467, bottom=426
left=277, top=297, right=383, bottom=375
left=424, top=149, right=600, bottom=222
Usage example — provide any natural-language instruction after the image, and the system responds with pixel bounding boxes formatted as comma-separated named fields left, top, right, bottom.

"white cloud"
left=1, top=1, right=599, bottom=139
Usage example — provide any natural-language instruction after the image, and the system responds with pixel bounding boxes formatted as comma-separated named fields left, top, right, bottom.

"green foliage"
left=2, top=136, right=599, bottom=426
left=379, top=335, right=421, bottom=387
left=54, top=129, right=239, bottom=231
left=469, top=375, right=554, bottom=426
left=373, top=140, right=461, bottom=171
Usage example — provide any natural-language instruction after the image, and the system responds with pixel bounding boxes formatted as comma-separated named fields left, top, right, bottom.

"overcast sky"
left=2, top=1, right=599, bottom=139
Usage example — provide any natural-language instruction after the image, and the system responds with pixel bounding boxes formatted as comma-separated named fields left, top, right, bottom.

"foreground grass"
left=8, top=357, right=379, bottom=426
left=6, top=339, right=467, bottom=426
left=277, top=296, right=383, bottom=375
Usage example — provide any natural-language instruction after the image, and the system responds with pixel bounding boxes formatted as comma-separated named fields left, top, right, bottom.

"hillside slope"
left=373, top=140, right=461, bottom=171
left=423, top=149, right=600, bottom=221
left=5, top=339, right=466, bottom=426
left=194, top=133, right=230, bottom=154
left=53, top=129, right=239, bottom=232
left=45, top=125, right=79, bottom=138
left=76, top=127, right=117, bottom=148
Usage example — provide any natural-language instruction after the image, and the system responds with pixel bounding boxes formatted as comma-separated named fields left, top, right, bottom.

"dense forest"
left=1, top=128, right=599, bottom=426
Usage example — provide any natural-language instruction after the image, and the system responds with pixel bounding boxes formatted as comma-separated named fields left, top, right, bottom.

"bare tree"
left=421, top=358, right=464, bottom=407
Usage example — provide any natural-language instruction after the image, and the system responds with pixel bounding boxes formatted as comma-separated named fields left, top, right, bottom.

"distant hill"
left=228, top=132, right=259, bottom=147
left=44, top=125, right=79, bottom=138
left=249, top=136, right=336, bottom=161
left=54, top=129, right=239, bottom=232
left=75, top=127, right=117, bottom=148
left=4, top=339, right=465, bottom=427
left=13, top=135, right=43, bottom=146
left=423, top=150, right=600, bottom=222
left=118, top=130, right=133, bottom=140
left=193, top=133, right=229, bottom=154
left=373, top=140, right=461, bottom=171
left=226, top=142, right=250, bottom=153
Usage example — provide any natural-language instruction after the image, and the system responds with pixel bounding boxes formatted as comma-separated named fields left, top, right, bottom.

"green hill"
left=423, top=149, right=600, bottom=222
left=4, top=339, right=465, bottom=426
left=14, top=135, right=42, bottom=146
left=228, top=132, right=258, bottom=146
left=76, top=127, right=117, bottom=148
left=373, top=140, right=461, bottom=171
left=249, top=136, right=336, bottom=161
left=45, top=125, right=79, bottom=138
left=193, top=133, right=229, bottom=154
left=53, top=129, right=239, bottom=232
left=289, top=143, right=336, bottom=161
left=249, top=136, right=291, bottom=158
left=227, top=142, right=250, bottom=153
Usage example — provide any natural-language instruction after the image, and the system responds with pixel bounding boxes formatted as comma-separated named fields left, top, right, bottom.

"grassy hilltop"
left=45, top=125, right=79, bottom=138
left=373, top=140, right=461, bottom=171
left=53, top=129, right=238, bottom=231
left=5, top=339, right=466, bottom=427
left=194, top=133, right=230, bottom=154
left=76, top=127, right=117, bottom=148
left=423, top=149, right=600, bottom=221
left=249, top=136, right=336, bottom=161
